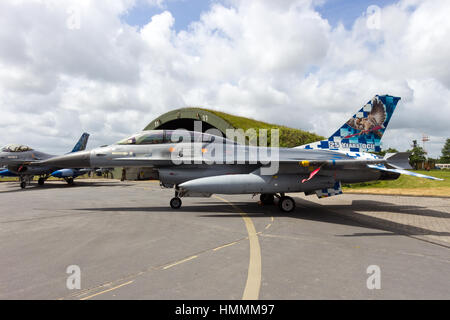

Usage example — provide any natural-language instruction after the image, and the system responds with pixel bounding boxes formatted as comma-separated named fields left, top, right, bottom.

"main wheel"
left=66, top=178, right=74, bottom=185
left=170, top=197, right=182, bottom=209
left=20, top=181, right=26, bottom=189
left=278, top=196, right=296, bottom=213
left=38, top=178, right=45, bottom=186
left=260, top=193, right=275, bottom=205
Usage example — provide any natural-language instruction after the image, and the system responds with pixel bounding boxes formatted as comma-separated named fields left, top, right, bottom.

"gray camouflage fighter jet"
left=0, top=133, right=90, bottom=189
left=37, top=95, right=442, bottom=212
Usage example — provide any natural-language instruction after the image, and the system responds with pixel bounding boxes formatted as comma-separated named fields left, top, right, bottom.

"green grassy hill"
left=204, top=109, right=324, bottom=148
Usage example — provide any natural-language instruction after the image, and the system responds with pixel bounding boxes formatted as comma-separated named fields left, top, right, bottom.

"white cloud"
left=0, top=0, right=449, bottom=158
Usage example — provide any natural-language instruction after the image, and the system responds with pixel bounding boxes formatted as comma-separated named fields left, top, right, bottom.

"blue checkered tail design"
left=301, top=95, right=401, bottom=153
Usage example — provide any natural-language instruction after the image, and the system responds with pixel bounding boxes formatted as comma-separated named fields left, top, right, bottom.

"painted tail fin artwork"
left=301, top=95, right=401, bottom=153
left=70, top=132, right=90, bottom=153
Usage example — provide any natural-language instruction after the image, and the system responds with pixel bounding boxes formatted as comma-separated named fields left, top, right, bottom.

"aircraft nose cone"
left=43, top=150, right=91, bottom=168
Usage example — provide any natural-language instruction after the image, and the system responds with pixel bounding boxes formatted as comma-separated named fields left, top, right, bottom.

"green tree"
left=440, top=138, right=450, bottom=163
left=407, top=144, right=427, bottom=169
left=375, top=147, right=399, bottom=157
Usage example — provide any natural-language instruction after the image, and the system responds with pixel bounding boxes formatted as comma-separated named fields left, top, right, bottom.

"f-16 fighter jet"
left=38, top=95, right=442, bottom=212
left=0, top=133, right=89, bottom=189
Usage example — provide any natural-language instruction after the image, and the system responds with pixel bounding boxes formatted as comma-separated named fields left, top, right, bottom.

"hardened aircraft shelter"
left=123, top=107, right=324, bottom=180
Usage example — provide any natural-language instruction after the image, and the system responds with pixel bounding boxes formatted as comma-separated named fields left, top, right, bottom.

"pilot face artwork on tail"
left=345, top=97, right=386, bottom=138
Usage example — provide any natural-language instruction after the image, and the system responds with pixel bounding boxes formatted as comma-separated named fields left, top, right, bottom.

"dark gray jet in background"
left=37, top=95, right=442, bottom=212
left=0, top=133, right=90, bottom=189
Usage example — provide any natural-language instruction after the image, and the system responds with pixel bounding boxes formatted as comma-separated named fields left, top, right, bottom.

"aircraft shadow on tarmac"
left=330, top=199, right=450, bottom=219
left=74, top=196, right=450, bottom=240
left=0, top=180, right=131, bottom=193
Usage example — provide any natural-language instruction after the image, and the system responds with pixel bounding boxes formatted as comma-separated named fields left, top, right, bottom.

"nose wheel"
left=19, top=175, right=33, bottom=189
left=170, top=197, right=182, bottom=209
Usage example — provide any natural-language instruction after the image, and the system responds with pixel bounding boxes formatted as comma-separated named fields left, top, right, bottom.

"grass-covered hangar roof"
left=144, top=107, right=324, bottom=148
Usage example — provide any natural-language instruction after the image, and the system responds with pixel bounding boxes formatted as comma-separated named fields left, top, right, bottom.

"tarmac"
left=0, top=179, right=449, bottom=299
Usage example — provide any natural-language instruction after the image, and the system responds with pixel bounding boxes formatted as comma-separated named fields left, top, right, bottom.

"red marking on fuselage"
left=301, top=166, right=322, bottom=183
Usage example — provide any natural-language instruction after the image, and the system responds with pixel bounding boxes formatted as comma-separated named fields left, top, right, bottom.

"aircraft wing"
left=113, top=151, right=387, bottom=169
left=277, top=158, right=386, bottom=167
left=367, top=164, right=444, bottom=181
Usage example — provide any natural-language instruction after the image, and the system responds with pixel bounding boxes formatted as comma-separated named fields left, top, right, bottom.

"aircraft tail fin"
left=70, top=133, right=90, bottom=153
left=300, top=95, right=401, bottom=153
left=384, top=152, right=412, bottom=169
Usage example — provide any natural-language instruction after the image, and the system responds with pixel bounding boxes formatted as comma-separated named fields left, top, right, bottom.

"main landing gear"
left=260, top=193, right=275, bottom=205
left=64, top=177, right=74, bottom=185
left=167, top=188, right=295, bottom=213
left=38, top=175, right=51, bottom=186
left=277, top=195, right=296, bottom=213
left=260, top=193, right=296, bottom=213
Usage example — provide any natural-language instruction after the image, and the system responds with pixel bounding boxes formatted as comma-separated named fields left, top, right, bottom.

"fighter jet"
left=0, top=133, right=90, bottom=189
left=38, top=95, right=443, bottom=212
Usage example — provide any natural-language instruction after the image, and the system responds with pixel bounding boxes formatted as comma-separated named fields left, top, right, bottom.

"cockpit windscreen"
left=116, top=130, right=226, bottom=145
left=1, top=144, right=33, bottom=152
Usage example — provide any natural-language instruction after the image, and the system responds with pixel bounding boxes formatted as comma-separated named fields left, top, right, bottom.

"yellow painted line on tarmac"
left=213, top=195, right=262, bottom=300
left=80, top=280, right=134, bottom=300
left=213, top=241, right=240, bottom=251
left=163, top=255, right=198, bottom=270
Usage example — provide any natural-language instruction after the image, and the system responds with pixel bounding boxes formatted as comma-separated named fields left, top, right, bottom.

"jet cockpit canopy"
left=116, top=130, right=226, bottom=145
left=1, top=144, right=34, bottom=152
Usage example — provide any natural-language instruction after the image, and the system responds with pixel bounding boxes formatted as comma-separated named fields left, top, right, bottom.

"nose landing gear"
left=170, top=197, right=182, bottom=209
left=170, top=186, right=183, bottom=209
left=19, top=175, right=33, bottom=189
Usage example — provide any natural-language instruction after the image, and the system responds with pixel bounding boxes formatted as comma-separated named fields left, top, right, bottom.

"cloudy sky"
left=0, top=0, right=449, bottom=158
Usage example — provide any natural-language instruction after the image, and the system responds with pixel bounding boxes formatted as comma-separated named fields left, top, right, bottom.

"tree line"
left=375, top=138, right=450, bottom=169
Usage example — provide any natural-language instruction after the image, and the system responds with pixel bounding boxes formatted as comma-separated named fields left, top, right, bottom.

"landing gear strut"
left=37, top=176, right=50, bottom=186
left=170, top=186, right=182, bottom=209
left=258, top=193, right=296, bottom=212
left=19, top=175, right=33, bottom=189
left=64, top=177, right=74, bottom=185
